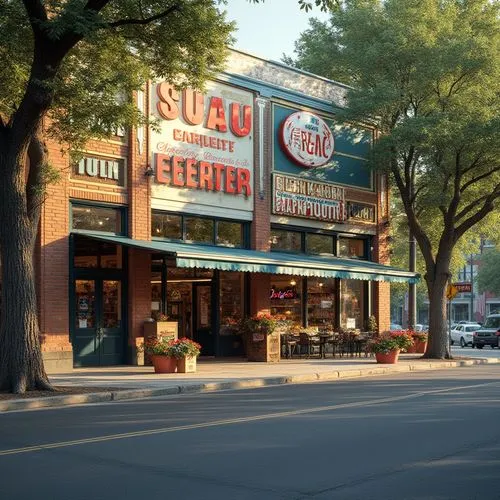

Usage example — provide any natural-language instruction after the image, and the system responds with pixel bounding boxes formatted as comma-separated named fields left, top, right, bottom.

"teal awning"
left=76, top=233, right=419, bottom=284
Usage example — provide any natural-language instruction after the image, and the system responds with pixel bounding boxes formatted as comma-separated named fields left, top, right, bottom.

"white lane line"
left=1, top=380, right=499, bottom=457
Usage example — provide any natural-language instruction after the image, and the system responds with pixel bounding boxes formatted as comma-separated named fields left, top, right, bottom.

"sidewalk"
left=1, top=355, right=499, bottom=412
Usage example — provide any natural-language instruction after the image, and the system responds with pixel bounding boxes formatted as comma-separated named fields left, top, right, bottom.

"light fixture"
left=145, top=165, right=155, bottom=177
left=290, top=279, right=297, bottom=286
left=319, top=282, right=324, bottom=287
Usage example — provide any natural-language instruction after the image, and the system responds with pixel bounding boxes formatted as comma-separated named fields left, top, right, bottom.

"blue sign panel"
left=273, top=104, right=373, bottom=190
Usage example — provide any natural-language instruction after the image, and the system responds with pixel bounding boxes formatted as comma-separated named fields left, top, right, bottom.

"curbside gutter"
left=0, top=357, right=498, bottom=413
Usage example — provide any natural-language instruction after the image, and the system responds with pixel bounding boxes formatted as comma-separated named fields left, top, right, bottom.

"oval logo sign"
left=279, top=112, right=334, bottom=168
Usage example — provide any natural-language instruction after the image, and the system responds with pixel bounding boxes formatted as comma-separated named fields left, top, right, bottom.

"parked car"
left=450, top=323, right=482, bottom=347
left=472, top=314, right=500, bottom=349
left=414, top=324, right=428, bottom=332
left=390, top=323, right=403, bottom=331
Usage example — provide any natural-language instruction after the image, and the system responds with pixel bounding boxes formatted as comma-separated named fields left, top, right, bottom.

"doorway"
left=73, top=278, right=125, bottom=366
left=193, top=283, right=214, bottom=356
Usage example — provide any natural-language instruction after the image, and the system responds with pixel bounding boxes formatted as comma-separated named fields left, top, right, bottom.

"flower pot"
left=405, top=344, right=417, bottom=354
left=177, top=356, right=197, bottom=373
left=415, top=341, right=427, bottom=354
left=375, top=349, right=400, bottom=364
left=151, top=355, right=177, bottom=373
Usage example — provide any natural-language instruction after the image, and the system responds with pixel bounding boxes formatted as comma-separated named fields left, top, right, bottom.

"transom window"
left=152, top=211, right=246, bottom=248
left=71, top=203, right=124, bottom=235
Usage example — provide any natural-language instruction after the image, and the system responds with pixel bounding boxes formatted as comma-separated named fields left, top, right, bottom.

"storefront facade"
left=33, top=50, right=416, bottom=371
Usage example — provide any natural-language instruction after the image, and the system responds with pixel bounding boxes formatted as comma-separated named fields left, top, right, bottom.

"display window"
left=340, top=280, right=366, bottom=330
left=307, top=278, right=336, bottom=328
left=270, top=276, right=302, bottom=324
left=269, top=230, right=302, bottom=252
left=220, top=272, right=244, bottom=335
left=306, top=234, right=334, bottom=255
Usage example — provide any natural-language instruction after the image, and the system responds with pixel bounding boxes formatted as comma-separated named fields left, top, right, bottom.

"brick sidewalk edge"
left=1, top=358, right=498, bottom=412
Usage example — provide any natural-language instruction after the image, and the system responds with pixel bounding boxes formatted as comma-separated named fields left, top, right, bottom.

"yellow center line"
left=1, top=381, right=498, bottom=457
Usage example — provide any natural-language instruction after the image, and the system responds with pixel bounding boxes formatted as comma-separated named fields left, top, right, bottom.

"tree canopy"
left=286, top=0, right=500, bottom=357
left=477, top=248, right=500, bottom=297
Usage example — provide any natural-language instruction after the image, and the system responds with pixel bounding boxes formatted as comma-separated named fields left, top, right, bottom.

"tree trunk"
left=0, top=150, right=52, bottom=393
left=423, top=269, right=452, bottom=359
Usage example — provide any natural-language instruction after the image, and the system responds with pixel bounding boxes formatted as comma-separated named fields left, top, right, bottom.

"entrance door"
left=193, top=283, right=214, bottom=356
left=73, top=279, right=125, bottom=366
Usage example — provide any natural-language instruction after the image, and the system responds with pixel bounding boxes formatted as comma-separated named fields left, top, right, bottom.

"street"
left=1, top=365, right=500, bottom=500
left=451, top=345, right=500, bottom=358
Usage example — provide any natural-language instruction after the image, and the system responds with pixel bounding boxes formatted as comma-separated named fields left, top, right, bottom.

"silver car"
left=450, top=323, right=481, bottom=347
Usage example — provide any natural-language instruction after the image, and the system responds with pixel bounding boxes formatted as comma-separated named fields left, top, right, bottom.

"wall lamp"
left=145, top=166, right=155, bottom=177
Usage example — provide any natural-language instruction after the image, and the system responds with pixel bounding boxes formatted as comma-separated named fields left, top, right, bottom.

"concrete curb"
left=1, top=357, right=498, bottom=412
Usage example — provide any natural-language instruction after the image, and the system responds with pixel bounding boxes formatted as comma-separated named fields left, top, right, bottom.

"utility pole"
left=408, top=232, right=417, bottom=329
left=469, top=253, right=474, bottom=322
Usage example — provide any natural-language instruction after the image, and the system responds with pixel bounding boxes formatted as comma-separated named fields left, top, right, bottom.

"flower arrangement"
left=142, top=337, right=201, bottom=359
left=411, top=331, right=428, bottom=342
left=152, top=311, right=169, bottom=322
left=369, top=331, right=413, bottom=354
left=239, top=313, right=277, bottom=335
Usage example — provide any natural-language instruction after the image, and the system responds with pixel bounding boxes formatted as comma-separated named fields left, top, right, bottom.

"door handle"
left=97, top=327, right=104, bottom=339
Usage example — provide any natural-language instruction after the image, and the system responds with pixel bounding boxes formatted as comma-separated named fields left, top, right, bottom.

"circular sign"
left=279, top=112, right=334, bottom=168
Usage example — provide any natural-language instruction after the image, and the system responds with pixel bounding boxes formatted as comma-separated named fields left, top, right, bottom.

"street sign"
left=446, top=284, right=458, bottom=300
left=453, top=282, right=472, bottom=293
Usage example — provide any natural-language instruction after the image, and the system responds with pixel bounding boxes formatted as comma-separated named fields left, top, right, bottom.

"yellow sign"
left=446, top=284, right=458, bottom=300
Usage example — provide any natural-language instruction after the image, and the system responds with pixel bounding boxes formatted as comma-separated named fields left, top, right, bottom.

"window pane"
left=340, top=279, right=365, bottom=330
left=102, top=280, right=122, bottom=328
left=217, top=221, right=242, bottom=248
left=72, top=205, right=122, bottom=234
left=185, top=217, right=214, bottom=244
left=270, top=276, right=302, bottom=325
left=151, top=213, right=182, bottom=240
left=220, top=272, right=244, bottom=335
left=75, top=280, right=96, bottom=329
left=270, top=230, right=302, bottom=252
left=307, top=278, right=336, bottom=328
left=338, top=238, right=365, bottom=258
left=306, top=234, right=334, bottom=255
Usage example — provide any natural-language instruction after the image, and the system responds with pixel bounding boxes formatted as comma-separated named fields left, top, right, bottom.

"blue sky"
left=222, top=0, right=329, bottom=62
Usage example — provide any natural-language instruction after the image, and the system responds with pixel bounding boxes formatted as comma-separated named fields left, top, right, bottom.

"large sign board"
left=272, top=173, right=346, bottom=223
left=150, top=81, right=254, bottom=218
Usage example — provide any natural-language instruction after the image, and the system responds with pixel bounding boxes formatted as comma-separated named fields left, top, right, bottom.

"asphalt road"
left=451, top=345, right=500, bottom=358
left=1, top=366, right=500, bottom=500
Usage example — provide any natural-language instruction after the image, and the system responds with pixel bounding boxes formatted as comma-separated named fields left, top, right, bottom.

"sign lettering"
left=347, top=202, right=376, bottom=222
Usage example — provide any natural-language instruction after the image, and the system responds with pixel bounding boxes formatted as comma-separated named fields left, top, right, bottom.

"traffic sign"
left=446, top=284, right=458, bottom=300
left=453, top=282, right=472, bottom=293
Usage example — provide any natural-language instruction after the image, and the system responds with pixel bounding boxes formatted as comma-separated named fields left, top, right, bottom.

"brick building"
left=14, top=50, right=417, bottom=371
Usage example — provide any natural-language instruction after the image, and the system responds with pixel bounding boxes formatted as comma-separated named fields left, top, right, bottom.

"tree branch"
left=107, top=4, right=181, bottom=28
left=454, top=185, right=500, bottom=242
left=455, top=193, right=493, bottom=222
left=460, top=166, right=500, bottom=193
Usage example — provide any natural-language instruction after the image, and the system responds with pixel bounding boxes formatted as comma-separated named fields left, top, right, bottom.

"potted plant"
left=365, top=315, right=378, bottom=333
left=142, top=336, right=177, bottom=373
left=167, top=337, right=202, bottom=373
left=412, top=331, right=428, bottom=353
left=240, top=313, right=280, bottom=362
left=143, top=312, right=179, bottom=365
left=369, top=331, right=413, bottom=364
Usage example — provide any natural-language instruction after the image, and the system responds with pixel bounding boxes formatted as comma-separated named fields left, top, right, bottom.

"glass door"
left=193, top=284, right=214, bottom=356
left=73, top=278, right=125, bottom=366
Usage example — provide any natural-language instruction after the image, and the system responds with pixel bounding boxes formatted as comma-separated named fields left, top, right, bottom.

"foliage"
left=143, top=337, right=201, bottom=359
left=239, top=313, right=277, bottom=335
left=477, top=248, right=500, bottom=296
left=369, top=331, right=413, bottom=354
left=286, top=0, right=500, bottom=359
left=365, top=315, right=378, bottom=332
left=410, top=331, right=428, bottom=343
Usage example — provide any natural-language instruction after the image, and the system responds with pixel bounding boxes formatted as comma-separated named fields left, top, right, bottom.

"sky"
left=222, top=0, right=329, bottom=62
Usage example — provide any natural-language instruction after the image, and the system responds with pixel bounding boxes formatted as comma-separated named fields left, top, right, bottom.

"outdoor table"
left=318, top=333, right=334, bottom=358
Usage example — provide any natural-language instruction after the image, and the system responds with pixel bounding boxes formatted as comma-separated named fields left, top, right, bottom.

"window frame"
left=70, top=200, right=127, bottom=236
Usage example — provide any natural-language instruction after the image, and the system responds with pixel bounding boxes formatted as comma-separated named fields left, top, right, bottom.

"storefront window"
left=338, top=237, right=366, bottom=259
left=306, top=234, right=334, bottom=255
left=151, top=270, right=162, bottom=316
left=270, top=276, right=302, bottom=325
left=307, top=278, right=336, bottom=328
left=151, top=213, right=182, bottom=239
left=185, top=217, right=214, bottom=244
left=340, top=280, right=365, bottom=330
left=72, top=204, right=122, bottom=234
left=217, top=221, right=242, bottom=248
left=220, top=272, right=244, bottom=335
left=73, top=235, right=122, bottom=269
left=270, top=230, right=302, bottom=252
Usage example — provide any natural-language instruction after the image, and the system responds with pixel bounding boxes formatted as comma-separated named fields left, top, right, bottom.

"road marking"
left=1, top=380, right=499, bottom=457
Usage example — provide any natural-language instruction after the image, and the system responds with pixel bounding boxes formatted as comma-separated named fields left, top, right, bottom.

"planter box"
left=246, top=332, right=281, bottom=363
left=415, top=341, right=427, bottom=354
left=375, top=349, right=400, bottom=364
left=177, top=356, right=197, bottom=373
left=151, top=355, right=177, bottom=373
left=143, top=321, right=178, bottom=365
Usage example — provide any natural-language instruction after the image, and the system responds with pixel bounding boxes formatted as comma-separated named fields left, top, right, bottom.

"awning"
left=76, top=233, right=419, bottom=284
